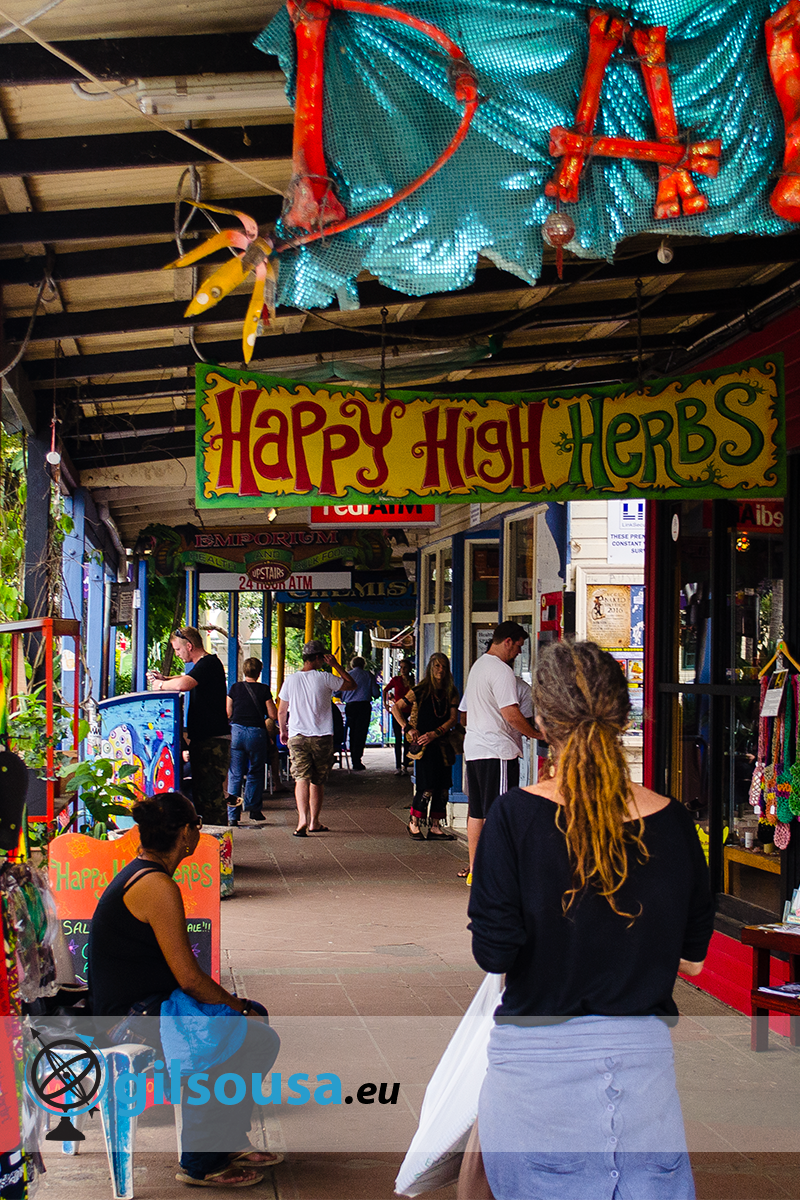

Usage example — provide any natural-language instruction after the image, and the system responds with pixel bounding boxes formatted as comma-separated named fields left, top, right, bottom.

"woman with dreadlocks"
left=465, top=639, right=714, bottom=1200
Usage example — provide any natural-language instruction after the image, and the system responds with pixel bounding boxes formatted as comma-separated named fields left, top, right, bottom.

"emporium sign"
left=195, top=358, right=785, bottom=508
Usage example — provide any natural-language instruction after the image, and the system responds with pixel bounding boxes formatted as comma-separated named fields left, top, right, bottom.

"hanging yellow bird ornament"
left=164, top=201, right=278, bottom=364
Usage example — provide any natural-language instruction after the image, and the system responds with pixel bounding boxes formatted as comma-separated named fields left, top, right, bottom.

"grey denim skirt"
left=478, top=1015, right=694, bottom=1200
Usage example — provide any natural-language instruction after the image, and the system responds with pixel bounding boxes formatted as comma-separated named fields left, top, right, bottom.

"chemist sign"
left=195, top=359, right=785, bottom=508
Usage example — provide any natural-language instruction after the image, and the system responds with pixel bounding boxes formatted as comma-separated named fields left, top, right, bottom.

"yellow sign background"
left=195, top=359, right=784, bottom=507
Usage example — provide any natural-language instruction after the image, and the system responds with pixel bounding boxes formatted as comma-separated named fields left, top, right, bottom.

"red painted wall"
left=699, top=307, right=800, bottom=452
left=689, top=931, right=793, bottom=1036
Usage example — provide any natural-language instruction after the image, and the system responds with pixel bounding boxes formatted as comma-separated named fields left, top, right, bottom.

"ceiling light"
left=135, top=73, right=290, bottom=117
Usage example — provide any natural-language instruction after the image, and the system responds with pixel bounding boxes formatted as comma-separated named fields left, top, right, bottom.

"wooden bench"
left=740, top=924, right=800, bottom=1050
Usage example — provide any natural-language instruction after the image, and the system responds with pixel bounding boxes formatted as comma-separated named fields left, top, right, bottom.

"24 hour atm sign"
left=195, top=359, right=785, bottom=508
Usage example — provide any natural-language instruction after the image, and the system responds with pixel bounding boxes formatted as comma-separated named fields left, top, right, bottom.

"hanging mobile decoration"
left=164, top=202, right=278, bottom=365
left=541, top=207, right=575, bottom=280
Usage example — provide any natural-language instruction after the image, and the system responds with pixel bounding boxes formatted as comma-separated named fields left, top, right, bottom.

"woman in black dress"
left=466, top=640, right=714, bottom=1200
left=392, top=652, right=460, bottom=840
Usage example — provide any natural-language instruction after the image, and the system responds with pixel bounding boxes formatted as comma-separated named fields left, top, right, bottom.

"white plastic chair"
left=62, top=1043, right=180, bottom=1200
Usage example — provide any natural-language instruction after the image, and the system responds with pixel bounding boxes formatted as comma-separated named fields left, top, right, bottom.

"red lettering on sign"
left=320, top=423, right=360, bottom=493
left=253, top=409, right=291, bottom=480
left=291, top=401, right=327, bottom=491
left=508, top=404, right=546, bottom=489
left=211, top=387, right=261, bottom=496
left=341, top=398, right=405, bottom=487
left=413, top=407, right=465, bottom=490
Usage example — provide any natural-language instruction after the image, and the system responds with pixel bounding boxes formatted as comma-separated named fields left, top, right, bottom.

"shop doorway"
left=653, top=499, right=785, bottom=922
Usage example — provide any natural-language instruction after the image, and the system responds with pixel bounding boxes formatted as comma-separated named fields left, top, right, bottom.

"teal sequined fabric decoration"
left=257, top=0, right=793, bottom=310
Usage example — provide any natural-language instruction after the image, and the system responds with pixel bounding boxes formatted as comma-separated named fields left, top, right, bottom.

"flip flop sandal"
left=229, top=1150, right=284, bottom=1167
left=428, top=830, right=456, bottom=840
left=308, top=824, right=329, bottom=832
left=456, top=866, right=469, bottom=878
left=292, top=827, right=308, bottom=837
left=408, top=824, right=425, bottom=840
left=175, top=1166, right=264, bottom=1187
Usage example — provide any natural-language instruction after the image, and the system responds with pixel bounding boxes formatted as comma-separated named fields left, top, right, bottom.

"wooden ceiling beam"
left=8, top=281, right=783, bottom=348
left=0, top=34, right=277, bottom=85
left=0, top=125, right=292, bottom=177
left=0, top=196, right=283, bottom=249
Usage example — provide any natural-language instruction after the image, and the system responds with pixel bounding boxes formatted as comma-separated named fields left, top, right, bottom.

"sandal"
left=293, top=826, right=307, bottom=837
left=456, top=866, right=470, bottom=878
left=175, top=1166, right=264, bottom=1187
left=407, top=824, right=425, bottom=840
left=308, top=824, right=329, bottom=832
left=229, top=1150, right=284, bottom=1167
left=428, top=828, right=456, bottom=840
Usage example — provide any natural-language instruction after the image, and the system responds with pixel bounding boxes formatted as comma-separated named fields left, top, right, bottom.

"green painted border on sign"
left=194, top=356, right=786, bottom=508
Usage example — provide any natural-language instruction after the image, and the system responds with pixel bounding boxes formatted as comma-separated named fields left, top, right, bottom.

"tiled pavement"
left=39, top=748, right=800, bottom=1199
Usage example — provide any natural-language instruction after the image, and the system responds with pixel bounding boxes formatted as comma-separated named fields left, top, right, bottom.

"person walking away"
left=458, top=621, right=537, bottom=882
left=384, top=658, right=414, bottom=774
left=148, top=627, right=230, bottom=826
left=392, top=652, right=459, bottom=840
left=344, top=655, right=375, bottom=770
left=459, top=672, right=534, bottom=876
left=278, top=640, right=356, bottom=836
left=466, top=640, right=714, bottom=1200
left=226, top=657, right=278, bottom=826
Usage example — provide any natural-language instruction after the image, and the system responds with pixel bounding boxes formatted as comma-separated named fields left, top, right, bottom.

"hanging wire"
left=635, top=277, right=644, bottom=394
left=173, top=165, right=218, bottom=366
left=0, top=6, right=285, bottom=198
left=0, top=269, right=55, bottom=379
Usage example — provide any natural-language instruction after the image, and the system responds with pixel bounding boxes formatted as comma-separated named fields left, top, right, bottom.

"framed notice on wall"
left=575, top=568, right=645, bottom=738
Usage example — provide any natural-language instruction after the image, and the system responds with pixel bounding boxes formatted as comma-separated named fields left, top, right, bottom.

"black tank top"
left=88, top=858, right=180, bottom=1016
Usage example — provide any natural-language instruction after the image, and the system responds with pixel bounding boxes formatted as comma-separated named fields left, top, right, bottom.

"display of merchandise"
left=749, top=666, right=800, bottom=849
left=0, top=861, right=64, bottom=1199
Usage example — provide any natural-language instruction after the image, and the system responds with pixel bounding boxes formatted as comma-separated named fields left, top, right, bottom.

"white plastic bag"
left=394, top=973, right=504, bottom=1197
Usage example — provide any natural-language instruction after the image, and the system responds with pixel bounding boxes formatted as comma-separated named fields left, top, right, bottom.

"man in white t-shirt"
left=458, top=621, right=538, bottom=879
left=278, top=639, right=355, bottom=837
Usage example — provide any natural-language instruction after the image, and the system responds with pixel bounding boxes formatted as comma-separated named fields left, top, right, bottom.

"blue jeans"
left=179, top=1001, right=279, bottom=1179
left=227, top=725, right=268, bottom=819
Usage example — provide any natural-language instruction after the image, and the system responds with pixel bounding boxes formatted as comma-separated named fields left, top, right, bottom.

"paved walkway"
left=39, top=749, right=800, bottom=1200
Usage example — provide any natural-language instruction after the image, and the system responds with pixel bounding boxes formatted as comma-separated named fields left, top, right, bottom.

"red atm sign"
left=310, top=505, right=439, bottom=527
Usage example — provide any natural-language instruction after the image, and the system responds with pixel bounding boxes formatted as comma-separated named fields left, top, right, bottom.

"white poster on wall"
left=607, top=501, right=646, bottom=563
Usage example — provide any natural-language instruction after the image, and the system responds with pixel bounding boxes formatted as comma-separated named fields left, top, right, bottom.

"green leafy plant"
left=8, top=687, right=88, bottom=778
left=60, top=758, right=143, bottom=835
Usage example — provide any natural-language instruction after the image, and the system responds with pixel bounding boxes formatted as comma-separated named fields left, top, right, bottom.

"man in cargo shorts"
left=278, top=640, right=356, bottom=836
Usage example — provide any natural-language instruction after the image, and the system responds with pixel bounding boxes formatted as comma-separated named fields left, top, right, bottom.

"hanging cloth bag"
left=776, top=676, right=795, bottom=825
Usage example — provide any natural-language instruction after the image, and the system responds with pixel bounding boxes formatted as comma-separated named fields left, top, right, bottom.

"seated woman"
left=88, top=791, right=281, bottom=1189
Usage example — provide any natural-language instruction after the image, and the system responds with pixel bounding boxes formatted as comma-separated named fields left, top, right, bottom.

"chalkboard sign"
left=62, top=915, right=211, bottom=986
left=49, top=829, right=221, bottom=985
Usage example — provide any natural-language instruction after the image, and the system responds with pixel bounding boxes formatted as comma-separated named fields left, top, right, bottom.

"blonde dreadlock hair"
left=533, top=640, right=646, bottom=921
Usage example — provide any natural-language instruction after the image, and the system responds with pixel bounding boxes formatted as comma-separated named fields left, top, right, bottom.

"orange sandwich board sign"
left=49, top=829, right=221, bottom=984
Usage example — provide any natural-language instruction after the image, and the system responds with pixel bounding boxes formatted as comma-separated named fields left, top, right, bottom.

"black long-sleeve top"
left=468, top=789, right=715, bottom=1021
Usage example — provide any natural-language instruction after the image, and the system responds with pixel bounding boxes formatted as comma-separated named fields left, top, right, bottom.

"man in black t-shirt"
left=147, top=626, right=230, bottom=825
